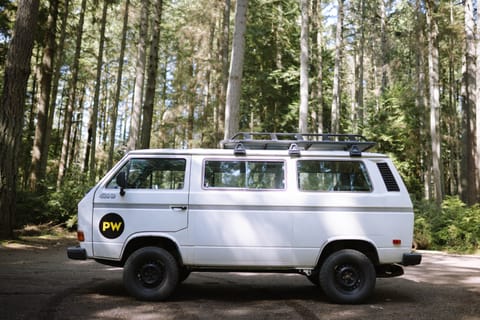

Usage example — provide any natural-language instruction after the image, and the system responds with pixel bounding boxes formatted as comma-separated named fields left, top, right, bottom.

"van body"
left=68, top=133, right=421, bottom=304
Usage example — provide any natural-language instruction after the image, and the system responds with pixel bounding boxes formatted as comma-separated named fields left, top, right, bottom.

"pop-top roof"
left=220, top=132, right=376, bottom=156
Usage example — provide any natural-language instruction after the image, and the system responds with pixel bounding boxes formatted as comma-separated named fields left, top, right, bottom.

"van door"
left=189, top=157, right=296, bottom=267
left=92, top=156, right=190, bottom=259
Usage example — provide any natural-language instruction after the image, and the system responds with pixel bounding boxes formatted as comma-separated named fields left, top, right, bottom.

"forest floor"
left=0, top=225, right=479, bottom=320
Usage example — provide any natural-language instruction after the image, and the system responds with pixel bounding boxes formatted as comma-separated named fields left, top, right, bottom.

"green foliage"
left=414, top=197, right=480, bottom=253
left=16, top=173, right=91, bottom=230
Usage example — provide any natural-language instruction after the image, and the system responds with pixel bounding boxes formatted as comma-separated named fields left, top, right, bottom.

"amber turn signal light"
left=77, top=231, right=85, bottom=242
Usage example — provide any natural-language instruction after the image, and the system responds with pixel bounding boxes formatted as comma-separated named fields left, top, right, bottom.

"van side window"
left=297, top=160, right=372, bottom=192
left=204, top=160, right=285, bottom=190
left=107, top=158, right=186, bottom=190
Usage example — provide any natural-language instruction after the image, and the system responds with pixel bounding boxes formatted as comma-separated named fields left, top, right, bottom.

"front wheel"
left=319, top=249, right=376, bottom=304
left=123, top=247, right=179, bottom=301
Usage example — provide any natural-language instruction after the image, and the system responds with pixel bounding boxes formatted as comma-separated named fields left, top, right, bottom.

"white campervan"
left=68, top=133, right=421, bottom=304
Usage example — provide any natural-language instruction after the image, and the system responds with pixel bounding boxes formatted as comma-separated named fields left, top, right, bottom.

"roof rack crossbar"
left=220, top=132, right=376, bottom=153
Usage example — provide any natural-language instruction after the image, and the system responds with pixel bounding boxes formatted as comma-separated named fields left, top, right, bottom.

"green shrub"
left=414, top=196, right=480, bottom=253
left=16, top=172, right=90, bottom=230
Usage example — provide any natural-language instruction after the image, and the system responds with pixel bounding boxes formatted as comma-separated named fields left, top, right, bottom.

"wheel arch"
left=317, top=239, right=379, bottom=269
left=120, top=235, right=184, bottom=267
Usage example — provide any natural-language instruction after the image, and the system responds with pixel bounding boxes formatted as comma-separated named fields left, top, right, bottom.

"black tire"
left=178, top=267, right=191, bottom=283
left=319, top=249, right=376, bottom=304
left=306, top=271, right=320, bottom=286
left=123, top=247, right=179, bottom=301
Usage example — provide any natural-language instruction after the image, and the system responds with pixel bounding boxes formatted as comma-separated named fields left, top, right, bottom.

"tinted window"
left=107, top=158, right=186, bottom=190
left=297, top=160, right=372, bottom=192
left=204, top=160, right=285, bottom=190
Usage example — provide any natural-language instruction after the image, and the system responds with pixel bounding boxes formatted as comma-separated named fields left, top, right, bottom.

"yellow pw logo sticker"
left=99, top=213, right=124, bottom=239
left=102, top=221, right=123, bottom=232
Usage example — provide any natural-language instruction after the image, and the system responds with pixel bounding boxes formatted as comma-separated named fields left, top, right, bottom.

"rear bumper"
left=401, top=252, right=422, bottom=266
left=67, top=246, right=87, bottom=260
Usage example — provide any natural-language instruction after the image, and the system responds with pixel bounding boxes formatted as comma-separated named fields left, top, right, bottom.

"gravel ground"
left=0, top=236, right=479, bottom=320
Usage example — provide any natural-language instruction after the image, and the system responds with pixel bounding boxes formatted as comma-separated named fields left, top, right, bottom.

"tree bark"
left=29, top=0, right=58, bottom=192
left=224, top=0, right=248, bottom=140
left=107, top=0, right=130, bottom=169
left=312, top=0, right=323, bottom=134
left=127, top=0, right=149, bottom=151
left=331, top=0, right=343, bottom=133
left=298, top=0, right=309, bottom=133
left=461, top=0, right=477, bottom=205
left=88, top=0, right=109, bottom=183
left=217, top=0, right=230, bottom=143
left=140, top=0, right=163, bottom=149
left=57, top=0, right=86, bottom=189
left=426, top=0, right=443, bottom=206
left=0, top=0, right=40, bottom=239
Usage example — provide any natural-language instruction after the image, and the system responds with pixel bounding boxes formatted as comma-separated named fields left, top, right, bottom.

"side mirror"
left=116, top=171, right=127, bottom=196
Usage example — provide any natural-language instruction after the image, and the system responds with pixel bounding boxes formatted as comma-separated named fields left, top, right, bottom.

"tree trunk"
left=57, top=0, right=86, bottom=189
left=217, top=0, right=230, bottom=143
left=415, top=0, right=429, bottom=200
left=224, top=0, right=248, bottom=140
left=88, top=0, right=109, bottom=183
left=331, top=0, right=343, bottom=133
left=29, top=0, right=58, bottom=192
left=298, top=0, right=309, bottom=133
left=43, top=0, right=69, bottom=178
left=312, top=0, right=323, bottom=134
left=426, top=0, right=443, bottom=206
left=355, top=0, right=365, bottom=134
left=127, top=0, right=149, bottom=151
left=461, top=0, right=477, bottom=205
left=0, top=0, right=40, bottom=239
left=475, top=0, right=480, bottom=203
left=107, top=0, right=130, bottom=169
left=140, top=0, right=163, bottom=149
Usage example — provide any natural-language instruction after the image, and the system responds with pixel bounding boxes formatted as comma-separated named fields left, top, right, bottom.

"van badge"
left=99, top=213, right=124, bottom=239
left=99, top=193, right=116, bottom=199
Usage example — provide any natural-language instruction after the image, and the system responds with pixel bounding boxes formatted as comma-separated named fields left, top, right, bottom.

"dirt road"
left=0, top=237, right=479, bottom=320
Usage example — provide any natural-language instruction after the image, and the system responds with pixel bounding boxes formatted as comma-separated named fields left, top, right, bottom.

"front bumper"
left=401, top=252, right=422, bottom=266
left=67, top=246, right=87, bottom=260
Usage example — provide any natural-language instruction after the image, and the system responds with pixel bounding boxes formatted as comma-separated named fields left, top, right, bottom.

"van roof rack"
left=220, top=132, right=376, bottom=156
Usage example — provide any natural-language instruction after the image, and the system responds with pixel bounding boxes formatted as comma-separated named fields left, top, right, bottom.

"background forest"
left=0, top=0, right=479, bottom=252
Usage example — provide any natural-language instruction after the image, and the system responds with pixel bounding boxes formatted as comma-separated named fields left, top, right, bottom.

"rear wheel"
left=319, top=249, right=376, bottom=304
left=123, top=247, right=179, bottom=301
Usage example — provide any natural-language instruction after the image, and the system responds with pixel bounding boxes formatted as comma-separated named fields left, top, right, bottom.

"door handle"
left=170, top=206, right=187, bottom=211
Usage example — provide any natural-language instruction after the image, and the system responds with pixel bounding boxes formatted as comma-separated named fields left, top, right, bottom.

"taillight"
left=77, top=231, right=85, bottom=242
left=392, top=239, right=401, bottom=246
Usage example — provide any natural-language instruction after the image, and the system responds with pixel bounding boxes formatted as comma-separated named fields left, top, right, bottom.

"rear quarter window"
left=297, top=160, right=372, bottom=192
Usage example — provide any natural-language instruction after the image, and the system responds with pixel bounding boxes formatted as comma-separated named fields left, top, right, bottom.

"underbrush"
left=16, top=178, right=90, bottom=230
left=414, top=196, right=480, bottom=254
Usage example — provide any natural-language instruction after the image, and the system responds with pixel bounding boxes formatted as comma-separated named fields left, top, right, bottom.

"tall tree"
left=331, top=0, right=344, bottom=133
left=224, top=0, right=248, bottom=139
left=312, top=0, right=323, bottom=134
left=127, top=0, right=149, bottom=151
left=29, top=0, right=59, bottom=192
left=217, top=0, right=230, bottom=142
left=298, top=0, right=309, bottom=133
left=107, top=0, right=130, bottom=169
left=140, top=0, right=163, bottom=149
left=88, top=0, right=109, bottom=182
left=426, top=0, right=443, bottom=206
left=57, top=0, right=86, bottom=188
left=0, top=0, right=40, bottom=239
left=461, top=0, right=477, bottom=205
left=45, top=0, right=70, bottom=179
